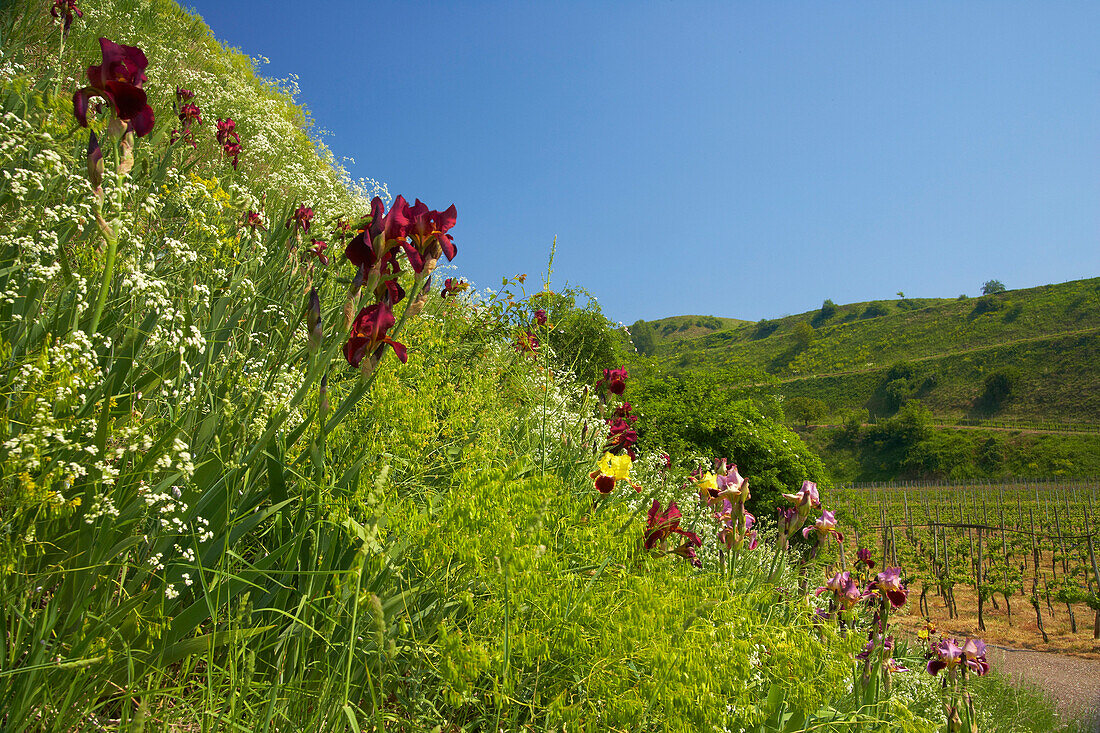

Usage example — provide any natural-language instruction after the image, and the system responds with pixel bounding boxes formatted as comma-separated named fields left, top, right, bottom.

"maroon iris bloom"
left=378, top=255, right=406, bottom=305
left=175, top=86, right=195, bottom=101
left=643, top=500, right=686, bottom=547
left=343, top=303, right=407, bottom=367
left=344, top=196, right=410, bottom=270
left=178, top=102, right=202, bottom=125
left=404, top=198, right=458, bottom=273
left=214, top=118, right=242, bottom=167
left=308, top=239, right=329, bottom=266
left=645, top=500, right=702, bottom=566
left=599, top=367, right=628, bottom=396
left=222, top=141, right=241, bottom=168
left=515, top=330, right=539, bottom=355
left=172, top=100, right=203, bottom=149
left=534, top=309, right=547, bottom=325
left=605, top=418, right=637, bottom=455
left=441, top=277, right=469, bottom=298
left=856, top=548, right=875, bottom=569
left=287, top=205, right=314, bottom=234
left=73, top=38, right=155, bottom=137
left=612, top=402, right=638, bottom=424
left=51, top=0, right=83, bottom=33
left=215, top=118, right=239, bottom=145
left=241, top=210, right=266, bottom=231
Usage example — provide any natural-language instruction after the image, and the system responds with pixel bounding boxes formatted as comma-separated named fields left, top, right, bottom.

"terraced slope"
left=638, top=277, right=1100, bottom=423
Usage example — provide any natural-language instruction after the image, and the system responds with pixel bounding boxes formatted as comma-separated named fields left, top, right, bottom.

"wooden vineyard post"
left=1084, top=502, right=1100, bottom=640
left=976, top=527, right=985, bottom=631
left=1053, top=500, right=1068, bottom=575
left=889, top=523, right=898, bottom=567
left=943, top=523, right=957, bottom=619
left=1000, top=507, right=1012, bottom=625
left=1029, top=507, right=1049, bottom=642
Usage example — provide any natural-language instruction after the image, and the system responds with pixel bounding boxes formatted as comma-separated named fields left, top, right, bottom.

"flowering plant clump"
left=644, top=500, right=702, bottom=568
left=216, top=117, right=242, bottom=168
left=51, top=0, right=83, bottom=34
left=344, top=302, right=407, bottom=370
left=441, top=277, right=469, bottom=298
left=168, top=86, right=202, bottom=149
left=73, top=38, right=155, bottom=137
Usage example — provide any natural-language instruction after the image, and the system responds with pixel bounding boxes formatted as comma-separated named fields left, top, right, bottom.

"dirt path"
left=987, top=644, right=1100, bottom=731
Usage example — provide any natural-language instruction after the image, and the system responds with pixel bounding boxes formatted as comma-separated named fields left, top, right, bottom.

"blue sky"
left=184, top=1, right=1100, bottom=325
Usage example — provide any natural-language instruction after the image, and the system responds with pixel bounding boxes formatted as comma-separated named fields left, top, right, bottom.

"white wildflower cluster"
left=0, top=57, right=28, bottom=82
left=245, top=363, right=308, bottom=440
left=84, top=492, right=120, bottom=524
left=2, top=331, right=102, bottom=498
left=149, top=438, right=195, bottom=478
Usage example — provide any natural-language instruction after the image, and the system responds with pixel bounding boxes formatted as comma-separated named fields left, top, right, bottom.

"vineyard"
left=831, top=479, right=1100, bottom=654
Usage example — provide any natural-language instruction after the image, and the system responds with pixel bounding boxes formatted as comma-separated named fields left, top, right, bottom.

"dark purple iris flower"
left=534, top=309, right=547, bottom=325
left=308, top=239, right=329, bottom=266
left=73, top=38, right=154, bottom=137
left=612, top=402, right=638, bottom=424
left=404, top=198, right=457, bottom=273
left=856, top=548, right=876, bottom=569
left=241, top=210, right=266, bottom=231
left=215, top=118, right=239, bottom=145
left=645, top=500, right=702, bottom=567
left=515, top=330, right=539, bottom=355
left=51, top=0, right=83, bottom=33
left=343, top=303, right=407, bottom=367
left=178, top=102, right=202, bottom=125
left=286, top=205, right=314, bottom=234
left=344, top=196, right=411, bottom=270
left=605, top=418, right=638, bottom=456
left=441, top=277, right=469, bottom=298
left=599, top=367, right=628, bottom=396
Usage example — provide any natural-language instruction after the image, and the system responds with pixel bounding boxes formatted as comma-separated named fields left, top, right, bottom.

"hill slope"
left=637, top=278, right=1100, bottom=424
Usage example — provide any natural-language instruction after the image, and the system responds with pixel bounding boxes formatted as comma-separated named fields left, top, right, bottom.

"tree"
left=812, top=299, right=837, bottom=327
left=785, top=396, right=828, bottom=426
left=631, top=372, right=827, bottom=513
left=981, top=280, right=1006, bottom=295
left=629, top=319, right=656, bottom=356
left=792, top=321, right=815, bottom=351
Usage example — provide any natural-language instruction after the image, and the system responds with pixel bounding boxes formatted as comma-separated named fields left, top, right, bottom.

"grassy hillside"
left=629, top=280, right=1100, bottom=483
left=638, top=278, right=1100, bottom=424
